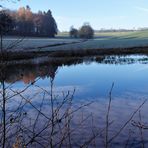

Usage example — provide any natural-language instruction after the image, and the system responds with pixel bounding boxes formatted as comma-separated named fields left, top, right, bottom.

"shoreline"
left=1, top=45, right=148, bottom=62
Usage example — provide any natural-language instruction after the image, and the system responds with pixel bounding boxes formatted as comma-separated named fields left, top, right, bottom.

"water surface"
left=1, top=55, right=148, bottom=147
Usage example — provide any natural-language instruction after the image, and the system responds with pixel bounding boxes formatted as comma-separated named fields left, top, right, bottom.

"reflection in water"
left=0, top=55, right=148, bottom=147
left=1, top=55, right=148, bottom=84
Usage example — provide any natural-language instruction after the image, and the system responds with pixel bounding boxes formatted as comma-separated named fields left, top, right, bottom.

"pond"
left=1, top=55, right=148, bottom=147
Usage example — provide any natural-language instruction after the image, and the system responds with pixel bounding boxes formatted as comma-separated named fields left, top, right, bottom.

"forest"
left=2, top=5, right=58, bottom=37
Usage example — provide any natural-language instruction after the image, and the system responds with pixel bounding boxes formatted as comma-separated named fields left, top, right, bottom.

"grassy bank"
left=2, top=30, right=148, bottom=61
left=1, top=45, right=148, bottom=62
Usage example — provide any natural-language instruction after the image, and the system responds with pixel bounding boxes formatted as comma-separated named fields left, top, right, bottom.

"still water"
left=2, top=55, right=148, bottom=147
left=13, top=55, right=148, bottom=101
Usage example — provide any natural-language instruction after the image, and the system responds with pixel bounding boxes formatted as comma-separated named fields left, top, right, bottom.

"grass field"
left=42, top=30, right=148, bottom=51
left=58, top=30, right=148, bottom=39
left=1, top=30, right=148, bottom=61
left=3, top=30, right=148, bottom=53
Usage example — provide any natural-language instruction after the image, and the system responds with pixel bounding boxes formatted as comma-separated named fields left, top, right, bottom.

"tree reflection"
left=0, top=55, right=147, bottom=84
left=0, top=63, right=92, bottom=147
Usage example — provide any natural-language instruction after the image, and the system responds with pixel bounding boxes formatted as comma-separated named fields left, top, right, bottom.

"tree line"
left=69, top=23, right=94, bottom=39
left=0, top=5, right=95, bottom=39
left=0, top=5, right=58, bottom=37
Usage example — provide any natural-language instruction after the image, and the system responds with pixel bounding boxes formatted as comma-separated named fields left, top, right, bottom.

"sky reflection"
left=2, top=55, right=148, bottom=147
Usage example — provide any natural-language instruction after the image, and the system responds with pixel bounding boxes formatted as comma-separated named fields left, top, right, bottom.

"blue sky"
left=1, top=0, right=148, bottom=31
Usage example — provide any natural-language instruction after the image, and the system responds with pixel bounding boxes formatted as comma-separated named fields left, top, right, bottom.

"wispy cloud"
left=135, top=6, right=148, bottom=13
